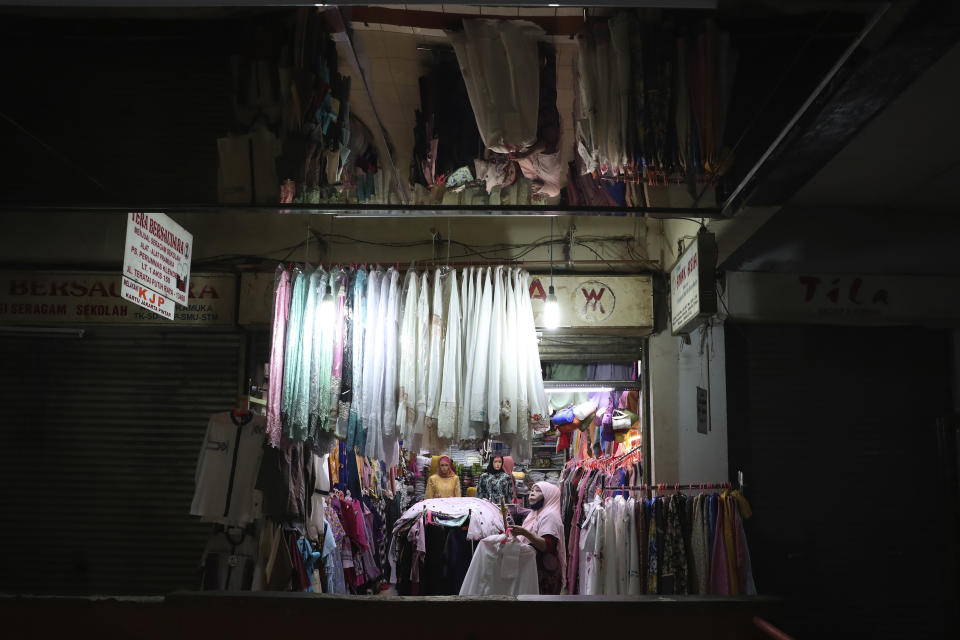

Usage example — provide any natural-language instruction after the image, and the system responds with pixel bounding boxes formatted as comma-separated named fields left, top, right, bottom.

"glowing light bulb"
left=543, top=285, right=560, bottom=330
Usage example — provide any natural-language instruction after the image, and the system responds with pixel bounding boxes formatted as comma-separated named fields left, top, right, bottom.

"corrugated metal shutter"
left=538, top=332, right=644, bottom=363
left=725, top=323, right=952, bottom=637
left=0, top=327, right=243, bottom=595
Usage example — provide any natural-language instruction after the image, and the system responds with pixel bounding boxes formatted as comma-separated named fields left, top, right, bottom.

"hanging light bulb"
left=318, top=280, right=335, bottom=329
left=543, top=217, right=560, bottom=330
left=544, top=284, right=560, bottom=330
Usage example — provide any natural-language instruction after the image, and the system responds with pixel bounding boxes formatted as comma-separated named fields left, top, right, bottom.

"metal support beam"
left=0, top=204, right=724, bottom=218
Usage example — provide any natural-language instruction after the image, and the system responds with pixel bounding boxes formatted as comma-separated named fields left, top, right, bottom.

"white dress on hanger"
left=438, top=268, right=461, bottom=440
left=424, top=268, right=446, bottom=430
left=469, top=267, right=493, bottom=425
left=519, top=270, right=549, bottom=434
left=603, top=497, right=619, bottom=595
left=360, top=268, right=381, bottom=439
left=579, top=497, right=604, bottom=596
left=414, top=271, right=430, bottom=440
left=365, top=269, right=391, bottom=458
left=381, top=268, right=400, bottom=437
left=500, top=268, right=519, bottom=435
left=485, top=266, right=504, bottom=435
left=511, top=268, right=530, bottom=443
left=396, top=270, right=419, bottom=442
left=459, top=267, right=478, bottom=441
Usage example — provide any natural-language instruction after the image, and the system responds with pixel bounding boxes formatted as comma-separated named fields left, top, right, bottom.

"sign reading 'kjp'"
left=122, top=212, right=193, bottom=319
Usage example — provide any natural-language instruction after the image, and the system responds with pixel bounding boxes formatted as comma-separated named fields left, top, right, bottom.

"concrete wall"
left=648, top=321, right=728, bottom=484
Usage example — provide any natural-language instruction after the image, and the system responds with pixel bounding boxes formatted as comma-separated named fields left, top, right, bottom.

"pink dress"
left=267, top=267, right=291, bottom=447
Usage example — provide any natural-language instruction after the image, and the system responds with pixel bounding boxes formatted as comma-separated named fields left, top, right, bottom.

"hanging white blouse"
left=424, top=268, right=447, bottom=430
left=602, top=497, right=620, bottom=595
left=500, top=268, right=519, bottom=435
left=396, top=269, right=419, bottom=442
left=381, top=267, right=400, bottom=437
left=360, top=268, right=381, bottom=438
left=485, top=266, right=504, bottom=434
left=438, top=268, right=461, bottom=440
left=519, top=270, right=549, bottom=433
left=414, top=271, right=431, bottom=437
left=511, top=268, right=530, bottom=443
left=579, top=497, right=604, bottom=596
left=468, top=267, right=493, bottom=424
left=365, top=269, right=391, bottom=458
left=459, top=267, right=479, bottom=438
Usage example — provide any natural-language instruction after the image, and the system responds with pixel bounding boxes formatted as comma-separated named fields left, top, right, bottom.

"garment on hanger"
left=191, top=411, right=267, bottom=526
left=267, top=266, right=291, bottom=447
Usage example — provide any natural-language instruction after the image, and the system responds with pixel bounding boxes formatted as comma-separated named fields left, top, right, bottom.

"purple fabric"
left=586, top=363, right=636, bottom=381
left=708, top=497, right=730, bottom=594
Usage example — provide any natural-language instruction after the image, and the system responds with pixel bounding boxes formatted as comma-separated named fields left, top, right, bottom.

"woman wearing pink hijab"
left=510, top=481, right=566, bottom=594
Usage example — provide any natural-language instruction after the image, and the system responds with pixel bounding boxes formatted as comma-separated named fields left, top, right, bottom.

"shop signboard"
left=725, top=271, right=960, bottom=326
left=529, top=274, right=653, bottom=334
left=0, top=272, right=235, bottom=326
left=670, top=231, right=718, bottom=335
left=122, top=212, right=193, bottom=320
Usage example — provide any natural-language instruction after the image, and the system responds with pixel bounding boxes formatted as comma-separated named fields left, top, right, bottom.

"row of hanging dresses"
left=268, top=264, right=548, bottom=465
left=562, top=480, right=756, bottom=595
left=395, top=265, right=549, bottom=458
left=257, top=439, right=403, bottom=594
left=568, top=12, right=736, bottom=204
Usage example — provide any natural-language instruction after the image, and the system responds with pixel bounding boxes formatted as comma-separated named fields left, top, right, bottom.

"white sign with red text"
left=121, top=275, right=176, bottom=320
left=122, top=212, right=193, bottom=318
left=670, top=240, right=701, bottom=334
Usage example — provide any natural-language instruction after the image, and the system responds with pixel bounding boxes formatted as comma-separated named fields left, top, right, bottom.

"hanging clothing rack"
left=598, top=480, right=737, bottom=499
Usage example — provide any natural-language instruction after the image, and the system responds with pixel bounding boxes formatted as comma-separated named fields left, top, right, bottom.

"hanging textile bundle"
left=269, top=264, right=548, bottom=463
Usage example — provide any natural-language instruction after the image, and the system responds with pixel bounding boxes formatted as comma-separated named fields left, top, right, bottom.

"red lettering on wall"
left=529, top=278, right=547, bottom=301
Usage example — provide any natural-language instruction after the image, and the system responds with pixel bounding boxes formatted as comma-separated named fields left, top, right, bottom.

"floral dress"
left=476, top=472, right=513, bottom=505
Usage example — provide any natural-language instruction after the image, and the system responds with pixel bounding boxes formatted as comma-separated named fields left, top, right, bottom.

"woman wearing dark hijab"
left=476, top=455, right=513, bottom=505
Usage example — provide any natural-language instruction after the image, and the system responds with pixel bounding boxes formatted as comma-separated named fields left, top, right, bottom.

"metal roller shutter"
left=538, top=332, right=644, bottom=363
left=0, top=327, right=243, bottom=595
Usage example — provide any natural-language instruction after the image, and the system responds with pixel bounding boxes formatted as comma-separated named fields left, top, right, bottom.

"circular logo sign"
left=573, top=280, right=615, bottom=324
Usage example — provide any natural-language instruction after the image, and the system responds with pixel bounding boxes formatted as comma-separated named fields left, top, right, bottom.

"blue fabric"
left=552, top=405, right=575, bottom=425
left=297, top=538, right=322, bottom=592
